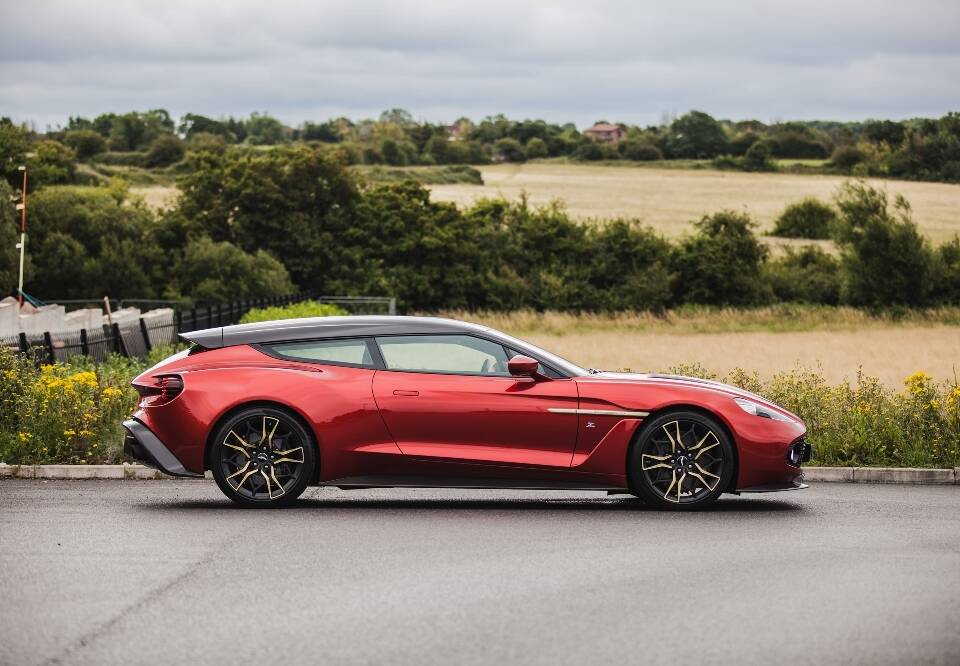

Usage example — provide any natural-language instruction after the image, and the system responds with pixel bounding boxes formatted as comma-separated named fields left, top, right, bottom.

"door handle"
left=392, top=389, right=419, bottom=396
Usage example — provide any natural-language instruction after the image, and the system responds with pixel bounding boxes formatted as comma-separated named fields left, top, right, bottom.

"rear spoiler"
left=179, top=327, right=224, bottom=349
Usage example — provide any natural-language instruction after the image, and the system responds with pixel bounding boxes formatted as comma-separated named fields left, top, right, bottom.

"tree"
left=494, top=138, right=526, bottom=162
left=63, top=130, right=106, bottom=159
left=772, top=198, right=837, bottom=239
left=27, top=141, right=76, bottom=187
left=178, top=113, right=233, bottom=140
left=665, top=111, right=728, bottom=158
left=144, top=134, right=186, bottom=167
left=0, top=120, right=29, bottom=187
left=0, top=181, right=18, bottom=293
left=177, top=145, right=359, bottom=287
left=833, top=182, right=935, bottom=306
left=671, top=210, right=770, bottom=305
left=525, top=137, right=548, bottom=159
left=742, top=140, right=775, bottom=171
left=245, top=112, right=286, bottom=145
left=175, top=237, right=294, bottom=303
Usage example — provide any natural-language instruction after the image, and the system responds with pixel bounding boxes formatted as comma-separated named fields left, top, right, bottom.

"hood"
left=585, top=371, right=799, bottom=420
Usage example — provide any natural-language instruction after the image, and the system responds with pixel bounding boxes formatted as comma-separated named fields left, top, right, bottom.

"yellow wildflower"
left=17, top=432, right=31, bottom=442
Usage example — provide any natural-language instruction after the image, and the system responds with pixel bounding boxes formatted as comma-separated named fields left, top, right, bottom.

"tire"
left=628, top=410, right=734, bottom=510
left=211, top=407, right=316, bottom=508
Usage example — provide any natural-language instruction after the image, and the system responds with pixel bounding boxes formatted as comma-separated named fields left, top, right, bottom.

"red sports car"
left=123, top=316, right=811, bottom=509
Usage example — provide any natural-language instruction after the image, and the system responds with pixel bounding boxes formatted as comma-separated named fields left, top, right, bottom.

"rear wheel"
left=211, top=407, right=316, bottom=508
left=628, top=411, right=734, bottom=510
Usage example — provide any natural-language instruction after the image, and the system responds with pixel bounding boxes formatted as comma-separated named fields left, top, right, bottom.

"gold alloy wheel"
left=219, top=415, right=306, bottom=501
left=640, top=419, right=725, bottom=504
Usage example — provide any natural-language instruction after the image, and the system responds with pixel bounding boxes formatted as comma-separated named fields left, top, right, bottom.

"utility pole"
left=15, top=166, right=26, bottom=306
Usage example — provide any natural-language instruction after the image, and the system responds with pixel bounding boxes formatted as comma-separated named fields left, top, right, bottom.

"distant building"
left=583, top=122, right=626, bottom=143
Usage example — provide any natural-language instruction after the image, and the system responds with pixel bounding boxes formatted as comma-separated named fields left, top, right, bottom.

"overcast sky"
left=3, top=0, right=959, bottom=129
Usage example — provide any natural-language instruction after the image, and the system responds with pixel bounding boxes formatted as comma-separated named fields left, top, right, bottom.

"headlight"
left=734, top=397, right=793, bottom=423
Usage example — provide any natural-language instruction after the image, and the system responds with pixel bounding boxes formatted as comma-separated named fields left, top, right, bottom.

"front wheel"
left=628, top=411, right=734, bottom=510
left=211, top=407, right=316, bottom=508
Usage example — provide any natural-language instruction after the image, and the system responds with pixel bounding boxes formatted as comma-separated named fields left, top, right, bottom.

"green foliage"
left=245, top=112, right=286, bottom=145
left=27, top=140, right=76, bottom=187
left=494, top=138, right=526, bottom=162
left=671, top=210, right=771, bottom=306
left=525, top=137, right=549, bottom=159
left=665, top=111, right=728, bottom=158
left=187, top=132, right=228, bottom=155
left=178, top=145, right=359, bottom=287
left=931, top=236, right=960, bottom=304
left=238, top=300, right=348, bottom=324
left=669, top=364, right=960, bottom=468
left=764, top=246, right=841, bottom=305
left=360, top=164, right=483, bottom=185
left=772, top=197, right=837, bottom=239
left=144, top=134, right=186, bottom=168
left=175, top=237, right=295, bottom=304
left=621, top=141, right=662, bottom=161
left=0, top=180, right=18, bottom=290
left=0, top=120, right=29, bottom=187
left=63, top=130, right=107, bottom=159
left=742, top=140, right=776, bottom=171
left=834, top=182, right=935, bottom=307
left=107, top=109, right=174, bottom=151
left=830, top=144, right=865, bottom=172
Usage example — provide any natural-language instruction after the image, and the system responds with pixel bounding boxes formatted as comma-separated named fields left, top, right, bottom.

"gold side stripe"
left=548, top=408, right=649, bottom=418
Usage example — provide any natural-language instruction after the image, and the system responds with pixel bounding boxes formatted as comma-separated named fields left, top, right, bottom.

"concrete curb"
left=0, top=464, right=957, bottom=484
left=0, top=463, right=211, bottom=480
left=804, top=467, right=958, bottom=485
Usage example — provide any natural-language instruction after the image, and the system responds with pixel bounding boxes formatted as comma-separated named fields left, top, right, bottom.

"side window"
left=376, top=335, right=510, bottom=376
left=266, top=339, right=374, bottom=368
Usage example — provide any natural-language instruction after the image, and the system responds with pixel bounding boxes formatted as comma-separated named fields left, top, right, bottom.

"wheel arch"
left=628, top=403, right=740, bottom=493
left=204, top=400, right=322, bottom=483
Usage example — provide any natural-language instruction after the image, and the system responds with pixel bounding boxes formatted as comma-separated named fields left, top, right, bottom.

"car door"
left=371, top=334, right=579, bottom=467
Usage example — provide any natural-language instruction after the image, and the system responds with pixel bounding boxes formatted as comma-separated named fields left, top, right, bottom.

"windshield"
left=485, top=329, right=589, bottom=377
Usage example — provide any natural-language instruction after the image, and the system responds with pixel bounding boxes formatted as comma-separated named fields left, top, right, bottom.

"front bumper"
left=122, top=419, right=203, bottom=478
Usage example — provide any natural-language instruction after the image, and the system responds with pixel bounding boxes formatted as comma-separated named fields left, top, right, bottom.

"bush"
left=671, top=363, right=960, bottom=468
left=671, top=210, right=771, bottom=306
left=239, top=301, right=348, bottom=324
left=664, top=111, right=728, bottom=158
left=830, top=144, right=864, bottom=171
left=494, top=138, right=526, bottom=162
left=622, top=141, right=662, bottom=161
left=144, top=134, right=186, bottom=167
left=93, top=151, right=147, bottom=167
left=525, top=137, right=549, bottom=159
left=63, top=130, right=107, bottom=159
left=742, top=140, right=776, bottom=171
left=834, top=182, right=935, bottom=307
left=187, top=132, right=227, bottom=155
left=771, top=198, right=837, bottom=239
left=28, top=140, right=76, bottom=186
left=175, top=237, right=295, bottom=304
left=764, top=246, right=842, bottom=304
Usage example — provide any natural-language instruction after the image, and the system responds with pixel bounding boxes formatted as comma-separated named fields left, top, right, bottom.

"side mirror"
left=507, top=354, right=539, bottom=378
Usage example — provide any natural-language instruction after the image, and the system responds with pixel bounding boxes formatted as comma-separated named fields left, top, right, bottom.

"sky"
left=2, top=0, right=959, bottom=130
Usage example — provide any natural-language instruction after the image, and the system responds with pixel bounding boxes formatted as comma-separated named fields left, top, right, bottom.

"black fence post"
left=80, top=328, right=89, bottom=356
left=139, top=317, right=152, bottom=353
left=18, top=332, right=28, bottom=354
left=111, top=322, right=127, bottom=357
left=216, top=303, right=223, bottom=326
left=175, top=309, right=182, bottom=333
left=190, top=307, right=197, bottom=331
left=43, top=331, right=55, bottom=364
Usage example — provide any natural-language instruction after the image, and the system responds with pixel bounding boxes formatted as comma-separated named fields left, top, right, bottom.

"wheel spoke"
left=662, top=422, right=679, bottom=452
left=269, top=468, right=286, bottom=497
left=261, top=417, right=280, bottom=447
left=663, top=470, right=678, bottom=500
left=224, top=430, right=252, bottom=457
left=228, top=462, right=257, bottom=491
left=694, top=462, right=720, bottom=480
left=273, top=446, right=304, bottom=465
left=676, top=472, right=686, bottom=502
left=689, top=470, right=718, bottom=492
left=641, top=453, right=673, bottom=471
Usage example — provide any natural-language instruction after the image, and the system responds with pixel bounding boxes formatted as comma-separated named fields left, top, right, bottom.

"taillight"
left=134, top=374, right=183, bottom=406
left=159, top=375, right=184, bottom=402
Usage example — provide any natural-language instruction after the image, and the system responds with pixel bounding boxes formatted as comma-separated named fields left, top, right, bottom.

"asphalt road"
left=1, top=481, right=958, bottom=666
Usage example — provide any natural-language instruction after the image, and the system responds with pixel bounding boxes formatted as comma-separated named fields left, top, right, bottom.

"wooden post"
left=139, top=317, right=152, bottom=353
left=111, top=322, right=126, bottom=356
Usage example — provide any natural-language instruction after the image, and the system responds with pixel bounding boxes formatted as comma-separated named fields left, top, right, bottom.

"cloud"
left=2, top=0, right=959, bottom=128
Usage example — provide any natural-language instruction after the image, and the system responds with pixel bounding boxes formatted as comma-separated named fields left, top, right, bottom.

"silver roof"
left=181, top=316, right=491, bottom=349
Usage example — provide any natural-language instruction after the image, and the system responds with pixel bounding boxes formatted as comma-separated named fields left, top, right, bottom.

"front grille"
left=787, top=437, right=812, bottom=467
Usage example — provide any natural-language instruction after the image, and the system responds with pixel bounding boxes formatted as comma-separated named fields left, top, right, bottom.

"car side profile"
left=123, top=316, right=811, bottom=509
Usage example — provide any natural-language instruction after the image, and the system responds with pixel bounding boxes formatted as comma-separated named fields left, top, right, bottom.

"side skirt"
left=738, top=481, right=809, bottom=493
left=321, top=475, right=625, bottom=492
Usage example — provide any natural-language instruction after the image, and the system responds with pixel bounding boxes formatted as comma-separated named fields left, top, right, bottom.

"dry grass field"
left=429, top=163, right=960, bottom=243
left=450, top=310, right=960, bottom=387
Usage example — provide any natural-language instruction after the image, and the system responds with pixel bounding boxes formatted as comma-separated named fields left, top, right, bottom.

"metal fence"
left=1, top=293, right=396, bottom=363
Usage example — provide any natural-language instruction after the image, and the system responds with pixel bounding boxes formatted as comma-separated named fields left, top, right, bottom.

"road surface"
left=1, top=480, right=958, bottom=665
